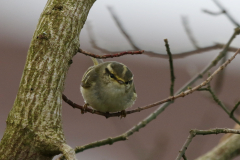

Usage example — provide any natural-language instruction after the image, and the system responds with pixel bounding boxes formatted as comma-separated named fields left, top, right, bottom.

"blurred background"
left=1, top=0, right=240, bottom=159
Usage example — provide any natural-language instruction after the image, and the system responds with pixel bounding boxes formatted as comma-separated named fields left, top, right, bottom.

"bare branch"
left=181, top=16, right=200, bottom=49
left=107, top=6, right=140, bottom=50
left=203, top=0, right=240, bottom=27
left=176, top=128, right=240, bottom=160
left=213, top=52, right=228, bottom=94
left=182, top=154, right=188, bottom=160
left=78, top=48, right=144, bottom=59
left=164, top=39, right=175, bottom=96
left=85, top=22, right=112, bottom=54
left=202, top=9, right=225, bottom=16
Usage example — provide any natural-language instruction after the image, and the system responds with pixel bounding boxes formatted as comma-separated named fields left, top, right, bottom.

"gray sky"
left=1, top=0, right=239, bottom=52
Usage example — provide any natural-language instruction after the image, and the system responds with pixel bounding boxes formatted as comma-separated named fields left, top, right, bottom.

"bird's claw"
left=81, top=103, right=89, bottom=114
left=120, top=110, right=127, bottom=118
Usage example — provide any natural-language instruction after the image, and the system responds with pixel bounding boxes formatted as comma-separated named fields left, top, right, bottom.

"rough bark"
left=0, top=0, right=95, bottom=159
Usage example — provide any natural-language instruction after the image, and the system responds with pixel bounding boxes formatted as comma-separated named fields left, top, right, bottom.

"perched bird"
left=80, top=58, right=137, bottom=113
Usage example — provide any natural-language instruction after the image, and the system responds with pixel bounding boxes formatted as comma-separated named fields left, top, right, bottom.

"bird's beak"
left=117, top=80, right=124, bottom=84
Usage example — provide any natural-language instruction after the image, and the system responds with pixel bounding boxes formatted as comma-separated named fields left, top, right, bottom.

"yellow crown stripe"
left=107, top=63, right=126, bottom=82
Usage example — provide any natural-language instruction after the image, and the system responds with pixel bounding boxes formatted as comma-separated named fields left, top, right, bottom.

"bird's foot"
left=81, top=103, right=89, bottom=114
left=120, top=110, right=127, bottom=118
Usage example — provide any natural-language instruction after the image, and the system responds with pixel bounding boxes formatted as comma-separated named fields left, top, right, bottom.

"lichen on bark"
left=0, top=0, right=96, bottom=159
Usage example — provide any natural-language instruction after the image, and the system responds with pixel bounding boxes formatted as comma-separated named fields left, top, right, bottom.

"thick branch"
left=0, top=0, right=96, bottom=159
left=196, top=133, right=240, bottom=160
left=176, top=128, right=240, bottom=160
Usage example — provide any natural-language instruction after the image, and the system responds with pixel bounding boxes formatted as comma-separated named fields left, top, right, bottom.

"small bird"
left=80, top=58, right=137, bottom=113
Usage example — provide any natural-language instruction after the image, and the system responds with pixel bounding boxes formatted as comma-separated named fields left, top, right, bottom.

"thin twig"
left=78, top=48, right=144, bottom=59
left=213, top=52, right=228, bottom=94
left=203, top=0, right=240, bottom=27
left=64, top=49, right=240, bottom=118
left=230, top=101, right=240, bottom=118
left=202, top=9, right=225, bottom=16
left=164, top=39, right=175, bottom=96
left=177, top=133, right=195, bottom=160
left=107, top=6, right=140, bottom=50
left=181, top=15, right=227, bottom=95
left=213, top=0, right=240, bottom=27
left=181, top=16, right=200, bottom=49
left=85, top=21, right=111, bottom=53
left=86, top=20, right=239, bottom=59
left=143, top=43, right=239, bottom=59
left=176, top=128, right=240, bottom=160
left=198, top=85, right=240, bottom=125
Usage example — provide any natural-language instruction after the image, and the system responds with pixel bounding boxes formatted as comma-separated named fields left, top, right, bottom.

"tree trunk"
left=0, top=0, right=95, bottom=159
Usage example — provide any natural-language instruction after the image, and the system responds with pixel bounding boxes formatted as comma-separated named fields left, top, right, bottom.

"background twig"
left=181, top=16, right=200, bottom=49
left=203, top=0, right=240, bottom=27
left=198, top=85, right=240, bottom=125
left=107, top=6, right=140, bottom=50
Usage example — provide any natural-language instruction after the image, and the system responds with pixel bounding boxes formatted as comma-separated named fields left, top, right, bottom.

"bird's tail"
left=91, top=57, right=104, bottom=66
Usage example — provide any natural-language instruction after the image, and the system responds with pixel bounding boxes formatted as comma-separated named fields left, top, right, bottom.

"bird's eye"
left=125, top=81, right=129, bottom=85
left=110, top=73, right=115, bottom=78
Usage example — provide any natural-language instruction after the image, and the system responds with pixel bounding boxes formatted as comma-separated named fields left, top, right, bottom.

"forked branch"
left=203, top=0, right=240, bottom=27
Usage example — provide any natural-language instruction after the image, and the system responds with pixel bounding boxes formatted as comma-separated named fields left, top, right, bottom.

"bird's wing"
left=81, top=66, right=98, bottom=88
